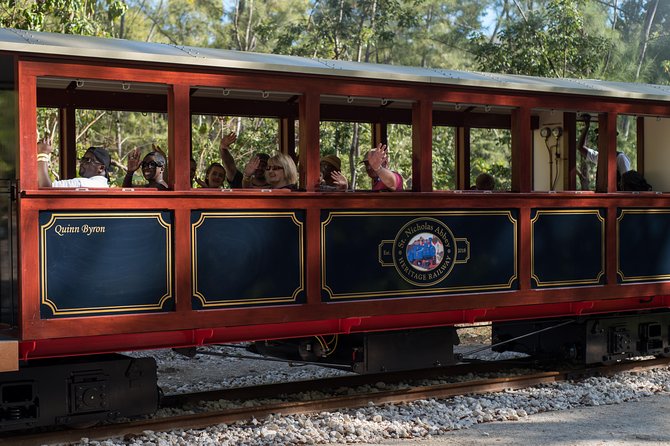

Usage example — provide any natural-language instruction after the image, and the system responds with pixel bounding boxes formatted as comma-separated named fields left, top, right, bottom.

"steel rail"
left=3, top=357, right=669, bottom=446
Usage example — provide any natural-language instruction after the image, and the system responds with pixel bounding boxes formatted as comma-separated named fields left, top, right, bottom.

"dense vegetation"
left=3, top=0, right=668, bottom=189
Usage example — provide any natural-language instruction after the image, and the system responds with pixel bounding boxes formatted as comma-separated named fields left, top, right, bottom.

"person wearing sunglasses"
left=123, top=148, right=169, bottom=190
left=265, top=153, right=298, bottom=190
left=37, top=138, right=112, bottom=188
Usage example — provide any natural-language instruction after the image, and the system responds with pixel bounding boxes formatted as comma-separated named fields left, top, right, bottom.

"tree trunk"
left=635, top=0, right=659, bottom=80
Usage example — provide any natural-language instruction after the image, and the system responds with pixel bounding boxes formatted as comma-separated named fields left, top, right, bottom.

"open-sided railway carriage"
left=2, top=28, right=670, bottom=429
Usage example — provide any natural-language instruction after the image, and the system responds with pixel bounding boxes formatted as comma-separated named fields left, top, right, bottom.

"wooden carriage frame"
left=4, top=30, right=670, bottom=361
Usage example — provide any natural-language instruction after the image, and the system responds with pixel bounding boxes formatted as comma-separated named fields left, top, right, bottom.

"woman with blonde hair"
left=265, top=152, right=298, bottom=190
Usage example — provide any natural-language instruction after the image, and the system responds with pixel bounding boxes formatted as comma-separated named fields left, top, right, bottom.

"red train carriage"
left=0, top=28, right=670, bottom=429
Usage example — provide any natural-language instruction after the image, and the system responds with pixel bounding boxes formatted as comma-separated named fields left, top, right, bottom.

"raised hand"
left=221, top=132, right=237, bottom=149
left=38, top=136, right=53, bottom=155
left=243, top=156, right=260, bottom=177
left=367, top=143, right=387, bottom=172
left=331, top=170, right=348, bottom=191
left=127, top=147, right=142, bottom=172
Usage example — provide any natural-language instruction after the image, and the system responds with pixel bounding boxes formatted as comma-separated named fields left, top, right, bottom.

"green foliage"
left=1, top=0, right=126, bottom=36
left=432, top=126, right=456, bottom=190
left=470, top=128, right=512, bottom=191
left=473, top=0, right=608, bottom=78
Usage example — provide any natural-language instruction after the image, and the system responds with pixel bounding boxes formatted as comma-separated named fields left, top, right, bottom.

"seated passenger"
left=123, top=147, right=168, bottom=190
left=266, top=153, right=298, bottom=190
left=475, top=173, right=495, bottom=191
left=620, top=170, right=652, bottom=191
left=242, top=153, right=271, bottom=188
left=202, top=162, right=227, bottom=188
left=217, top=132, right=246, bottom=188
left=361, top=143, right=403, bottom=191
left=216, top=131, right=271, bottom=189
left=319, top=154, right=348, bottom=191
left=37, top=138, right=111, bottom=188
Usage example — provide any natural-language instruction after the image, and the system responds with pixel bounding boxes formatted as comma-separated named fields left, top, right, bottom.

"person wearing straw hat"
left=319, top=154, right=348, bottom=191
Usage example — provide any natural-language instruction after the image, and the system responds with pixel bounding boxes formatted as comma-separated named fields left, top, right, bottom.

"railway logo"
left=379, top=218, right=470, bottom=287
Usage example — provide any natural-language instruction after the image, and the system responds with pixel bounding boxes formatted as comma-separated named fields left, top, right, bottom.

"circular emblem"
left=392, top=218, right=456, bottom=286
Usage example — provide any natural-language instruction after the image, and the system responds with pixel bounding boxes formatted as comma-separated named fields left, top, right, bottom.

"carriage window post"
left=168, top=83, right=191, bottom=190
left=299, top=91, right=320, bottom=192
left=456, top=126, right=471, bottom=190
left=511, top=107, right=532, bottom=193
left=279, top=117, right=296, bottom=159
left=412, top=99, right=433, bottom=192
left=596, top=112, right=618, bottom=193
left=17, top=62, right=37, bottom=189
left=372, top=122, right=387, bottom=148
left=58, top=101, right=77, bottom=180
left=564, top=112, right=578, bottom=191
left=636, top=116, right=645, bottom=175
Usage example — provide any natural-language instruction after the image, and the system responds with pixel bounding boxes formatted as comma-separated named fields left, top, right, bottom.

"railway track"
left=3, top=357, right=669, bottom=446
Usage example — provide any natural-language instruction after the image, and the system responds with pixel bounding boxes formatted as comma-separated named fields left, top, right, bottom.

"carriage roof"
left=3, top=27, right=670, bottom=103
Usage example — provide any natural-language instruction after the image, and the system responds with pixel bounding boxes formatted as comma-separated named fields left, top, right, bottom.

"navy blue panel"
left=321, top=210, right=517, bottom=301
left=191, top=211, right=305, bottom=308
left=39, top=211, right=173, bottom=318
left=530, top=209, right=605, bottom=288
left=618, top=209, right=670, bottom=283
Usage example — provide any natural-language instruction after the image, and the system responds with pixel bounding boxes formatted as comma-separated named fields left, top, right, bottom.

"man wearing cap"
left=319, top=154, right=348, bottom=191
left=362, top=143, right=403, bottom=191
left=37, top=139, right=111, bottom=188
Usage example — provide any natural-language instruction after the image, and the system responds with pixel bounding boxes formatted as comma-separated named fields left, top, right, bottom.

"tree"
left=473, top=0, right=608, bottom=78
left=0, top=0, right=126, bottom=36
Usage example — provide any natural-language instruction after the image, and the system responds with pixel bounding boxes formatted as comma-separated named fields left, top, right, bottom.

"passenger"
left=217, top=132, right=246, bottom=188
left=620, top=170, right=652, bottom=191
left=265, top=153, right=298, bottom=190
left=319, top=154, right=348, bottom=191
left=577, top=114, right=631, bottom=189
left=37, top=138, right=111, bottom=188
left=242, top=153, right=271, bottom=188
left=202, top=162, right=227, bottom=188
left=123, top=147, right=168, bottom=190
left=475, top=173, right=495, bottom=191
left=361, top=143, right=403, bottom=191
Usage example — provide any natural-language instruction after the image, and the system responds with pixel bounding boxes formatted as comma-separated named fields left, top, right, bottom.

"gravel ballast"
left=59, top=345, right=670, bottom=446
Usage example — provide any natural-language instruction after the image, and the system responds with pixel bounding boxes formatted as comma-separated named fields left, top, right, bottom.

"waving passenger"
left=123, top=148, right=169, bottom=190
left=38, top=138, right=111, bottom=188
left=241, top=153, right=271, bottom=188
left=216, top=132, right=245, bottom=188
left=319, top=155, right=348, bottom=191
left=215, top=131, right=271, bottom=188
left=362, top=143, right=403, bottom=191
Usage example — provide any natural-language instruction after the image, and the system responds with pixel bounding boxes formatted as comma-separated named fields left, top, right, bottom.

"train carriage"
left=1, top=27, right=670, bottom=429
